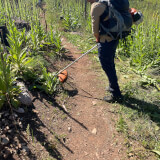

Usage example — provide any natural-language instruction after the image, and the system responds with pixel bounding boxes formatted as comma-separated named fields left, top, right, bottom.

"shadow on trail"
left=61, top=53, right=76, bottom=62
left=28, top=89, right=92, bottom=158
left=64, top=81, right=160, bottom=127
left=32, top=90, right=88, bottom=131
left=64, top=81, right=104, bottom=101
left=73, top=87, right=160, bottom=127
left=122, top=96, right=160, bottom=126
left=3, top=102, right=62, bottom=160
left=21, top=104, right=63, bottom=160
left=15, top=90, right=72, bottom=160
left=52, top=100, right=89, bottom=131
left=55, top=137, right=74, bottom=154
left=77, top=94, right=104, bottom=101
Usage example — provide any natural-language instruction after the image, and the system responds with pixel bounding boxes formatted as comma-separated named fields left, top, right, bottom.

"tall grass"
left=47, top=0, right=91, bottom=32
left=0, top=0, right=62, bottom=110
left=118, top=0, right=160, bottom=70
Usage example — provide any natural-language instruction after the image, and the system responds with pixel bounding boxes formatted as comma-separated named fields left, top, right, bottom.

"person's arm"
left=94, top=33, right=100, bottom=43
left=91, top=3, right=105, bottom=42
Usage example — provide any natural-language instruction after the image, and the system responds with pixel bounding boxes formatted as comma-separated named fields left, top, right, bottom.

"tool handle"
left=56, top=44, right=98, bottom=75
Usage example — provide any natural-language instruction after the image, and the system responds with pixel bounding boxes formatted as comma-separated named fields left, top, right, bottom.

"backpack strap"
left=110, top=4, right=125, bottom=39
left=99, top=0, right=116, bottom=39
left=99, top=0, right=109, bottom=21
left=99, top=0, right=127, bottom=39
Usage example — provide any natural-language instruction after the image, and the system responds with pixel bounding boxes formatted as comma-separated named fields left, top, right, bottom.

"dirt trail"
left=57, top=38, right=127, bottom=160
left=0, top=36, right=127, bottom=160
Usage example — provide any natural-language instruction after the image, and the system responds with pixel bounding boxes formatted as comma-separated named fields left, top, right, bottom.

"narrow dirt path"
left=57, top=38, right=127, bottom=160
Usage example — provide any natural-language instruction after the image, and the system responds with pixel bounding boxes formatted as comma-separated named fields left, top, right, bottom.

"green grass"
left=0, top=0, right=64, bottom=109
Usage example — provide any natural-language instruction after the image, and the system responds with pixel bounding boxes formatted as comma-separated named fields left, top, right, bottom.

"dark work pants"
left=98, top=40, right=121, bottom=97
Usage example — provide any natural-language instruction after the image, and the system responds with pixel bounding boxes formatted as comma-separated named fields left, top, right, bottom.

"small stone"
left=32, top=109, right=39, bottom=113
left=22, top=146, right=30, bottom=153
left=21, top=143, right=27, bottom=146
left=15, top=146, right=19, bottom=150
left=9, top=116, right=13, bottom=120
left=92, top=101, right=97, bottom=106
left=14, top=136, right=18, bottom=141
left=13, top=113, right=18, bottom=117
left=13, top=108, right=25, bottom=114
left=92, top=128, right=97, bottom=135
left=84, top=151, right=88, bottom=156
left=8, top=129, right=12, bottom=134
left=3, top=126, right=10, bottom=134
left=3, top=148, right=11, bottom=159
left=18, top=92, right=32, bottom=106
left=1, top=137, right=10, bottom=146
left=6, top=126, right=9, bottom=130
left=17, top=82, right=32, bottom=106
left=4, top=113, right=9, bottom=117
left=68, top=127, right=72, bottom=133
left=96, top=152, right=99, bottom=159
left=128, top=152, right=134, bottom=157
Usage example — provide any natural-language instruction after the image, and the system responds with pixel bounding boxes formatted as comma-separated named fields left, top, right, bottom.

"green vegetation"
left=0, top=51, right=20, bottom=109
left=0, top=0, right=62, bottom=110
left=45, top=0, right=160, bottom=159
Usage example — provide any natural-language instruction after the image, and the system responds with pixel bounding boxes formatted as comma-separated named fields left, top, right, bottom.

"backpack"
left=99, top=0, right=132, bottom=40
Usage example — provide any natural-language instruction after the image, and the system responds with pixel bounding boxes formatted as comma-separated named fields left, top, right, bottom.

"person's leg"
left=98, top=40, right=121, bottom=97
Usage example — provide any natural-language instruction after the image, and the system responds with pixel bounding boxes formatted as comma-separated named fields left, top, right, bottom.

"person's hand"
left=94, top=33, right=100, bottom=43
left=96, top=37, right=100, bottom=43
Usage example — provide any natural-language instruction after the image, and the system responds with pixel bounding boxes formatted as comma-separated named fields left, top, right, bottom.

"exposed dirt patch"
left=55, top=38, right=127, bottom=160
left=0, top=37, right=128, bottom=160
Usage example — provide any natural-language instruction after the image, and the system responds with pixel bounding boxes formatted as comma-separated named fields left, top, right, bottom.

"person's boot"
left=103, top=94, right=123, bottom=103
left=105, top=86, right=113, bottom=92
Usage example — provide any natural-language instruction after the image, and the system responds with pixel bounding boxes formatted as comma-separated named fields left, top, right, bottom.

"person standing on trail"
left=87, top=0, right=132, bottom=102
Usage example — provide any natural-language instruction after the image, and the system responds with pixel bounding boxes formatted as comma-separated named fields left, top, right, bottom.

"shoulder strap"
left=99, top=0, right=109, bottom=21
left=99, top=0, right=127, bottom=39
